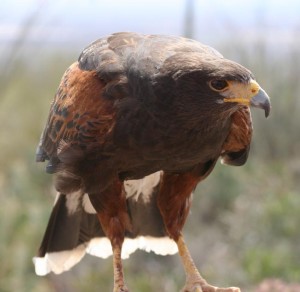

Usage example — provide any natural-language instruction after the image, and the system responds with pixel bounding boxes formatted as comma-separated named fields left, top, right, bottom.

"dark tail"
left=34, top=172, right=178, bottom=276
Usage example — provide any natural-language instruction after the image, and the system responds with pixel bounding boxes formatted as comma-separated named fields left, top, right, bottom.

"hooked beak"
left=250, top=87, right=271, bottom=118
left=223, top=80, right=271, bottom=118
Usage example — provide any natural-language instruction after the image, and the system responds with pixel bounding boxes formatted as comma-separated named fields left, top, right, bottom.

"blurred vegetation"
left=1, top=26, right=300, bottom=292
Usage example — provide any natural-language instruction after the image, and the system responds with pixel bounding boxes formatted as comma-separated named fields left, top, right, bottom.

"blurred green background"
left=1, top=0, right=300, bottom=291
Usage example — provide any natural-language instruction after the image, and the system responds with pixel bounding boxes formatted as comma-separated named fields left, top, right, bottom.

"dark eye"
left=209, top=79, right=228, bottom=91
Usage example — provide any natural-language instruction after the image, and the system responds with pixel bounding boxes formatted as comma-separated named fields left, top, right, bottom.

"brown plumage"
left=34, top=32, right=271, bottom=292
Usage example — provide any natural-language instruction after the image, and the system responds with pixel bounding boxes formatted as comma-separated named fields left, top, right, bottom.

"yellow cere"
left=223, top=80, right=260, bottom=105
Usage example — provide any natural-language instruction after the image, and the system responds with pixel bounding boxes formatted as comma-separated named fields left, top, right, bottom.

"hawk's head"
left=166, top=53, right=271, bottom=117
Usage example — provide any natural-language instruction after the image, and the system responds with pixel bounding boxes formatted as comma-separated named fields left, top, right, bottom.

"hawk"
left=34, top=32, right=270, bottom=292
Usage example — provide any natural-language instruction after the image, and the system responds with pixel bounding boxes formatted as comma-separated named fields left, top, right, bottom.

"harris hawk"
left=34, top=32, right=271, bottom=292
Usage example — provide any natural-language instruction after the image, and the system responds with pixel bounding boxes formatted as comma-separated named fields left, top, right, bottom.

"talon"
left=182, top=283, right=241, bottom=292
left=202, top=285, right=241, bottom=292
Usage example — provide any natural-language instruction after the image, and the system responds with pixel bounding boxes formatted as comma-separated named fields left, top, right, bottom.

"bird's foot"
left=113, top=284, right=129, bottom=292
left=175, top=235, right=241, bottom=292
left=181, top=282, right=241, bottom=292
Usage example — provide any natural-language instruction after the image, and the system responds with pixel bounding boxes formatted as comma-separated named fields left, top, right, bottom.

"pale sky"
left=0, top=0, right=299, bottom=50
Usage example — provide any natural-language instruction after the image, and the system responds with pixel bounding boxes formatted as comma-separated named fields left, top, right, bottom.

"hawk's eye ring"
left=209, top=79, right=228, bottom=91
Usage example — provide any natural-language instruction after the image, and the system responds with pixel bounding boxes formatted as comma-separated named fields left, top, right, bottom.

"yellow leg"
left=112, top=244, right=129, bottom=292
left=176, top=235, right=241, bottom=292
left=88, top=181, right=131, bottom=292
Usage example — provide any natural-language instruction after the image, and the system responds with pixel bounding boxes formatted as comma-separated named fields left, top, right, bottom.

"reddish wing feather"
left=37, top=62, right=116, bottom=172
